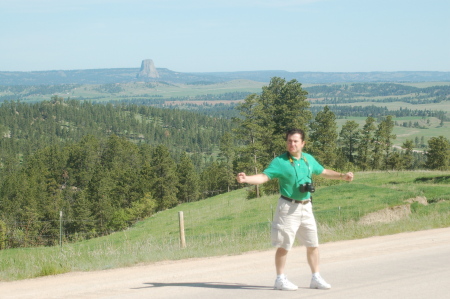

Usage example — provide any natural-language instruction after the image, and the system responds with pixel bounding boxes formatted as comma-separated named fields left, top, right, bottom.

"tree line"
left=309, top=105, right=447, bottom=121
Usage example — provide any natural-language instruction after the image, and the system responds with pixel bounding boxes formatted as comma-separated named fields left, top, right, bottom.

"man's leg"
left=274, top=247, right=298, bottom=291
left=306, top=246, right=319, bottom=273
left=307, top=246, right=331, bottom=289
left=275, top=247, right=289, bottom=275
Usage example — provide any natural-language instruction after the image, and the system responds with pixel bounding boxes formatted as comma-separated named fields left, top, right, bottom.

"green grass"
left=1, top=171, right=450, bottom=281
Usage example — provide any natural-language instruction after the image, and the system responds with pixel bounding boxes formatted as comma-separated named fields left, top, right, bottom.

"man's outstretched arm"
left=236, top=172, right=270, bottom=185
left=320, top=169, right=354, bottom=181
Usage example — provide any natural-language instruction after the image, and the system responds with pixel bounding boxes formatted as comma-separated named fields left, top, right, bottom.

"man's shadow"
left=133, top=282, right=274, bottom=291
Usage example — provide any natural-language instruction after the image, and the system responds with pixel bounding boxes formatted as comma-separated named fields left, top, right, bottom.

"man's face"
left=286, top=133, right=305, bottom=155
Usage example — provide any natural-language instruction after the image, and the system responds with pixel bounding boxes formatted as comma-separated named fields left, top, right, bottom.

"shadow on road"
left=133, top=282, right=274, bottom=291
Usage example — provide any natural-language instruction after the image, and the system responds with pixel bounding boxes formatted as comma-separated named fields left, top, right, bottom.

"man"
left=236, top=128, right=354, bottom=291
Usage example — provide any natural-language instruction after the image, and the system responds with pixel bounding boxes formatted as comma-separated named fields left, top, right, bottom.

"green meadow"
left=1, top=171, right=449, bottom=281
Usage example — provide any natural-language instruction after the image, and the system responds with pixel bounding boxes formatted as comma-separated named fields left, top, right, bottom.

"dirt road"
left=2, top=227, right=450, bottom=299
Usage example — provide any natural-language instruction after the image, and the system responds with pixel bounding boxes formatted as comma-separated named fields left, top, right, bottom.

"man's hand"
left=236, top=172, right=247, bottom=183
left=343, top=172, right=354, bottom=182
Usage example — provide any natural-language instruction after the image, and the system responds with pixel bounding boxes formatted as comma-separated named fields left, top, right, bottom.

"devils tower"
left=137, top=59, right=159, bottom=79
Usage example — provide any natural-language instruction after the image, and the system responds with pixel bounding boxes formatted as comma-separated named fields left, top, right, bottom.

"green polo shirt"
left=263, top=152, right=324, bottom=200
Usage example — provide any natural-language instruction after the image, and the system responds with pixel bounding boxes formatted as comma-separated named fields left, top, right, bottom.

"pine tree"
left=234, top=94, right=267, bottom=198
left=218, top=132, right=236, bottom=192
left=127, top=192, right=158, bottom=220
left=386, top=151, right=403, bottom=170
left=0, top=219, right=6, bottom=249
left=66, top=135, right=101, bottom=189
left=373, top=116, right=396, bottom=170
left=339, top=120, right=360, bottom=163
left=426, top=136, right=450, bottom=170
left=88, top=168, right=116, bottom=233
left=262, top=77, right=311, bottom=156
left=401, top=139, right=415, bottom=170
left=177, top=152, right=200, bottom=203
left=357, top=117, right=376, bottom=170
left=308, top=106, right=338, bottom=167
left=234, top=77, right=311, bottom=197
left=68, top=189, right=95, bottom=238
left=150, top=145, right=179, bottom=211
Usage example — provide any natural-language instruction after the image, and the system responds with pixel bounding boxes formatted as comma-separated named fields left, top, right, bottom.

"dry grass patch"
left=358, top=196, right=429, bottom=225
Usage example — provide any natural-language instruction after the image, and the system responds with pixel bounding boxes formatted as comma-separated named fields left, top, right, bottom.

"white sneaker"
left=274, top=276, right=298, bottom=291
left=310, top=274, right=331, bottom=289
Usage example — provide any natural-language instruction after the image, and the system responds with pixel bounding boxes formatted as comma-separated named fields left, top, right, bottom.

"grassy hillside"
left=1, top=170, right=449, bottom=281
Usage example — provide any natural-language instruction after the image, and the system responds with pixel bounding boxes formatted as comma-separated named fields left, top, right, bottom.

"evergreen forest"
left=0, top=77, right=449, bottom=249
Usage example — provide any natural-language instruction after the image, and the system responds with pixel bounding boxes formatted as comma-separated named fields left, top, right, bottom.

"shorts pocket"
left=271, top=223, right=284, bottom=246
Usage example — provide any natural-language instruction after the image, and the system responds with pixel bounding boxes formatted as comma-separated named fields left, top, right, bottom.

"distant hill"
left=207, top=70, right=450, bottom=84
left=1, top=67, right=450, bottom=85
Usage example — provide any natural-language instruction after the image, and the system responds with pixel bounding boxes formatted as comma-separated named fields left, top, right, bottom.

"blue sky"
left=1, top=0, right=449, bottom=73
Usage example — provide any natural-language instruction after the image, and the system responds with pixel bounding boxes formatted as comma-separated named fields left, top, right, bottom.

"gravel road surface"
left=2, top=227, right=450, bottom=299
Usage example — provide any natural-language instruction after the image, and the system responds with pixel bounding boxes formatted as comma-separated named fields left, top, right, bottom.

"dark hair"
left=285, top=128, right=306, bottom=141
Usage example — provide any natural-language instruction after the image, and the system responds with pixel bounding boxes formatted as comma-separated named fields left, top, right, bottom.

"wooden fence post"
left=178, top=211, right=186, bottom=248
left=59, top=211, right=63, bottom=249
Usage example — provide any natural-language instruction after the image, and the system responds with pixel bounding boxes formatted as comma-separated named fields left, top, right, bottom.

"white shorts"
left=271, top=197, right=319, bottom=250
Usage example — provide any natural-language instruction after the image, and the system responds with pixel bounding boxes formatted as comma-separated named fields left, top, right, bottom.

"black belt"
left=281, top=195, right=311, bottom=205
